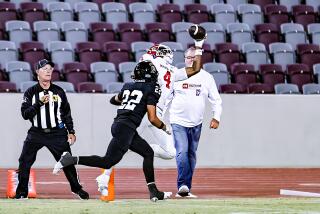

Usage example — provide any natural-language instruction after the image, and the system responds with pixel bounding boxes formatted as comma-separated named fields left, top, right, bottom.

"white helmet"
left=147, top=44, right=173, bottom=64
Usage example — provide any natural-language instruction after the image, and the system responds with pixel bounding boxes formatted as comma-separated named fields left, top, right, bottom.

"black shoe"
left=73, top=189, right=89, bottom=200
left=14, top=192, right=28, bottom=199
left=147, top=183, right=172, bottom=202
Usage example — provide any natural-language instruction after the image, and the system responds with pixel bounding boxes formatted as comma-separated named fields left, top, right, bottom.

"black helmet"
left=132, top=61, right=158, bottom=82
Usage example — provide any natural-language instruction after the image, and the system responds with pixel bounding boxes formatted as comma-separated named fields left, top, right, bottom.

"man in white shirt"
left=169, top=47, right=222, bottom=198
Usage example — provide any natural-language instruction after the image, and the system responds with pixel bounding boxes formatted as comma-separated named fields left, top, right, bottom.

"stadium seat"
left=227, top=23, right=253, bottom=47
left=237, top=3, right=263, bottom=30
left=20, top=41, right=46, bottom=71
left=131, top=41, right=154, bottom=62
left=255, top=23, right=280, bottom=48
left=0, top=41, right=18, bottom=69
left=281, top=23, right=307, bottom=50
left=200, top=22, right=226, bottom=50
left=119, top=62, right=136, bottom=82
left=306, top=0, right=320, bottom=12
left=313, top=64, right=320, bottom=83
left=38, top=0, right=59, bottom=8
left=226, top=0, right=248, bottom=9
left=105, top=81, right=124, bottom=93
left=129, top=2, right=155, bottom=29
left=33, top=21, right=60, bottom=49
left=118, top=22, right=144, bottom=47
left=76, top=42, right=102, bottom=70
left=264, top=4, right=290, bottom=30
left=53, top=81, right=75, bottom=93
left=63, top=62, right=90, bottom=90
left=220, top=83, right=246, bottom=93
left=302, top=83, right=320, bottom=94
left=61, top=21, right=88, bottom=49
left=90, top=22, right=116, bottom=48
left=184, top=4, right=210, bottom=24
left=296, top=44, right=320, bottom=71
left=48, top=41, right=74, bottom=69
left=161, top=41, right=185, bottom=65
left=292, top=5, right=317, bottom=30
left=230, top=63, right=257, bottom=87
left=308, top=23, right=320, bottom=46
left=200, top=0, right=223, bottom=10
left=90, top=62, right=118, bottom=86
left=47, top=2, right=73, bottom=28
left=6, top=20, right=32, bottom=47
left=215, top=43, right=241, bottom=70
left=242, top=42, right=268, bottom=71
left=252, top=0, right=274, bottom=8
left=0, top=2, right=18, bottom=28
left=103, top=41, right=131, bottom=69
left=146, top=0, right=168, bottom=10
left=269, top=42, right=295, bottom=71
left=145, top=22, right=171, bottom=44
left=198, top=43, right=214, bottom=65
left=158, top=4, right=183, bottom=26
left=259, top=64, right=286, bottom=87
left=211, top=3, right=237, bottom=30
left=172, top=0, right=193, bottom=10
left=203, top=62, right=229, bottom=89
left=78, top=82, right=103, bottom=93
left=74, top=2, right=101, bottom=29
left=287, top=63, right=313, bottom=91
left=20, top=80, right=37, bottom=92
left=247, top=83, right=274, bottom=94
left=102, top=2, right=128, bottom=29
left=20, top=2, right=45, bottom=27
left=0, top=81, right=17, bottom=92
left=171, top=22, right=194, bottom=49
left=278, top=0, right=301, bottom=12
left=65, top=0, right=83, bottom=9
left=274, top=83, right=300, bottom=94
left=6, top=61, right=33, bottom=91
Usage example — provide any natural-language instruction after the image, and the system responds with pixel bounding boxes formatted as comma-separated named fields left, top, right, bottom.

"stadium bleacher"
left=0, top=0, right=319, bottom=94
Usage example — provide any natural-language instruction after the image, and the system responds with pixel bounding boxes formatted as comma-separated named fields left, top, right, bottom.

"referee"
left=15, top=59, right=89, bottom=199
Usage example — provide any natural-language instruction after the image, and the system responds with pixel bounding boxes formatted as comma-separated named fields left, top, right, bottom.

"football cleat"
left=53, top=152, right=76, bottom=174
left=96, top=173, right=110, bottom=196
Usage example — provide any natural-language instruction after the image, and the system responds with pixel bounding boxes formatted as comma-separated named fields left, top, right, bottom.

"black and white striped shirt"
left=21, top=83, right=75, bottom=134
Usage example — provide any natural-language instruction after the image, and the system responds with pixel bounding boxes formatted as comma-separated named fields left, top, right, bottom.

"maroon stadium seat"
left=296, top=44, right=320, bottom=71
left=287, top=63, right=313, bottom=91
left=184, top=4, right=210, bottom=24
left=220, top=83, right=246, bottom=94
left=292, top=5, right=317, bottom=30
left=247, top=83, right=274, bottom=94
left=118, top=22, right=144, bottom=46
left=20, top=42, right=46, bottom=71
left=264, top=4, right=290, bottom=30
left=20, top=2, right=46, bottom=27
left=255, top=23, right=280, bottom=48
left=76, top=42, right=102, bottom=70
left=215, top=43, right=241, bottom=70
left=90, top=22, right=116, bottom=48
left=63, top=62, right=90, bottom=90
left=0, top=81, right=17, bottom=92
left=103, top=41, right=131, bottom=69
left=230, top=63, right=257, bottom=88
left=158, top=4, right=183, bottom=26
left=0, top=2, right=18, bottom=28
left=78, top=82, right=103, bottom=93
left=252, top=0, right=275, bottom=8
left=259, top=64, right=285, bottom=88
left=145, top=22, right=171, bottom=44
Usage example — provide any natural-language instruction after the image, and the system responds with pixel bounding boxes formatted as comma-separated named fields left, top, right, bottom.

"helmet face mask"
left=132, top=61, right=158, bottom=83
left=147, top=44, right=173, bottom=64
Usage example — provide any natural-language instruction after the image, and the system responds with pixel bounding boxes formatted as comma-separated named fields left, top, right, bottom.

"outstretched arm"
left=147, top=105, right=171, bottom=135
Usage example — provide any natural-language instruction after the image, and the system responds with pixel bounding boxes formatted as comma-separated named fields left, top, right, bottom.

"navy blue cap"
left=35, top=59, right=55, bottom=70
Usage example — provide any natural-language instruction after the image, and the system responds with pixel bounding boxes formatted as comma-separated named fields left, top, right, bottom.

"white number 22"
left=119, top=90, right=143, bottom=110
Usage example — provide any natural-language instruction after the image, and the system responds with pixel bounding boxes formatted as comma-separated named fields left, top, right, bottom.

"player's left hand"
left=68, top=133, right=76, bottom=145
left=210, top=118, right=219, bottom=129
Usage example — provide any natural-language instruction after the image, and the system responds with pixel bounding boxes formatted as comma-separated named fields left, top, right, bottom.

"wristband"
left=195, top=48, right=203, bottom=56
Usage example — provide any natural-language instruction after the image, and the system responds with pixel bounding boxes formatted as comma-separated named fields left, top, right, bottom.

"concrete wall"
left=1, top=93, right=320, bottom=168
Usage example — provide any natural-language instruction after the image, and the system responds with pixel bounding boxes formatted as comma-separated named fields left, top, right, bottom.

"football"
left=188, top=24, right=207, bottom=41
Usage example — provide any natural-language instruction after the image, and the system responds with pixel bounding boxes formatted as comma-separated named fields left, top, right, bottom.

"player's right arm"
left=21, top=89, right=45, bottom=120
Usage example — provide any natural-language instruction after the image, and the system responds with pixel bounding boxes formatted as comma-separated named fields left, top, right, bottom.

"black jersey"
left=114, top=82, right=161, bottom=129
left=21, top=83, right=75, bottom=133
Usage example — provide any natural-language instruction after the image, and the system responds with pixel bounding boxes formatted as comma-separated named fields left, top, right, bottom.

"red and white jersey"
left=140, top=53, right=187, bottom=111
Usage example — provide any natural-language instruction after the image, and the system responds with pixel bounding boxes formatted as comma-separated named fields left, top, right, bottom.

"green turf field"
left=1, top=198, right=320, bottom=214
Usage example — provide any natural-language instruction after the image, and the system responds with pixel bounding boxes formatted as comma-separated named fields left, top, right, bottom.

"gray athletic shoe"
left=53, top=152, right=76, bottom=174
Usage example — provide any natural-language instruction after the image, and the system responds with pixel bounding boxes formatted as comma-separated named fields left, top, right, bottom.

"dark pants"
left=78, top=122, right=155, bottom=184
left=16, top=127, right=82, bottom=195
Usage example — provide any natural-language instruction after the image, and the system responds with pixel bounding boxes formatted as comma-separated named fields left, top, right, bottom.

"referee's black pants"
left=16, top=127, right=82, bottom=195
left=78, top=122, right=155, bottom=184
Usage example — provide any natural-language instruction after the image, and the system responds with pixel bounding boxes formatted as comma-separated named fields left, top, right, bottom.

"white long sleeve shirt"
left=169, top=69, right=222, bottom=127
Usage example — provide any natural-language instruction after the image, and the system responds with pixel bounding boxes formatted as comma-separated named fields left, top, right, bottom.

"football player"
left=53, top=61, right=172, bottom=202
